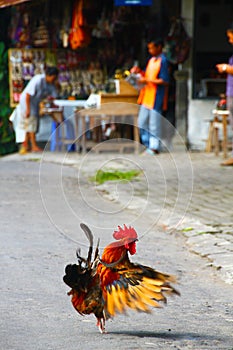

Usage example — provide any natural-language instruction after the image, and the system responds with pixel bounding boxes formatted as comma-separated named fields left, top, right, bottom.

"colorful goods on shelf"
left=8, top=49, right=106, bottom=107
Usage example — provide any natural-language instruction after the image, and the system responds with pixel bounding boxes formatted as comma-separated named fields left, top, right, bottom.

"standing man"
left=19, top=66, right=59, bottom=154
left=135, top=38, right=169, bottom=155
left=216, top=23, right=233, bottom=166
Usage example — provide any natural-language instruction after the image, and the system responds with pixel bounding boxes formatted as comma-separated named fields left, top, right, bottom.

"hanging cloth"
left=69, top=0, right=90, bottom=50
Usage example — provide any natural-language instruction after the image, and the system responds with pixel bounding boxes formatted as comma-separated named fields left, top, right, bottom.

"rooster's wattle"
left=63, top=223, right=180, bottom=333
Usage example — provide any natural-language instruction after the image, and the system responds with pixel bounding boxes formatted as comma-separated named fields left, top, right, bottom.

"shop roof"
left=0, top=0, right=30, bottom=8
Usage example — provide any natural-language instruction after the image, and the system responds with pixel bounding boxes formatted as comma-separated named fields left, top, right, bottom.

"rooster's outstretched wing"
left=103, top=262, right=180, bottom=317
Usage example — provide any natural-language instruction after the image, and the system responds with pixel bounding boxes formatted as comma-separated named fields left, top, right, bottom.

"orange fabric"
left=137, top=57, right=162, bottom=109
left=69, top=0, right=90, bottom=50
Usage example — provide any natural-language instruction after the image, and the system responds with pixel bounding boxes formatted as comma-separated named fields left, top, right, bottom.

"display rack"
left=8, top=48, right=106, bottom=107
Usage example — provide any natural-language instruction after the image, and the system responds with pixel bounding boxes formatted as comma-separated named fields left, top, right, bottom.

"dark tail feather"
left=80, top=223, right=93, bottom=267
left=93, top=238, right=100, bottom=261
left=76, top=248, right=87, bottom=264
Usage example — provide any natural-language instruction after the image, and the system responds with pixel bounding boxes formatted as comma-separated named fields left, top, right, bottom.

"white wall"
left=181, top=0, right=229, bottom=150
left=188, top=99, right=217, bottom=150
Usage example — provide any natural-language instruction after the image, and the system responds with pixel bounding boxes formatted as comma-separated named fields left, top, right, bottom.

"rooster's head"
left=113, top=224, right=138, bottom=255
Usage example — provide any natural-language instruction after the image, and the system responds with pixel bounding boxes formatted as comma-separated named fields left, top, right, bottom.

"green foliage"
left=91, top=169, right=141, bottom=185
left=0, top=41, right=12, bottom=119
left=0, top=41, right=17, bottom=155
left=182, top=227, right=193, bottom=232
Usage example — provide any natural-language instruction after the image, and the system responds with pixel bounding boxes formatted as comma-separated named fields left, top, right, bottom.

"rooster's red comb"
left=113, top=224, right=138, bottom=241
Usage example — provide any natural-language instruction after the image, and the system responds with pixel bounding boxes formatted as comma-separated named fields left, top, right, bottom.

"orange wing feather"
left=98, top=236, right=179, bottom=318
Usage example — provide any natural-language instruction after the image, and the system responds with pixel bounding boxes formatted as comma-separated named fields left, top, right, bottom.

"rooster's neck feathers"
left=101, top=242, right=127, bottom=264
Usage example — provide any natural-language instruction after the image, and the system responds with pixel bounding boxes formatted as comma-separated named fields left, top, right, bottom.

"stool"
left=205, top=109, right=229, bottom=158
left=205, top=117, right=221, bottom=154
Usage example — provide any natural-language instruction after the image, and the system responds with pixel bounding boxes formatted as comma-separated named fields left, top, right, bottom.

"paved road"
left=34, top=148, right=233, bottom=284
left=0, top=150, right=233, bottom=349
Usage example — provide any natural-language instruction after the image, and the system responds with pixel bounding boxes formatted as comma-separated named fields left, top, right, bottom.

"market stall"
left=7, top=0, right=149, bottom=100
left=8, top=48, right=106, bottom=107
left=8, top=46, right=138, bottom=147
left=4, top=0, right=182, bottom=151
left=6, top=1, right=150, bottom=148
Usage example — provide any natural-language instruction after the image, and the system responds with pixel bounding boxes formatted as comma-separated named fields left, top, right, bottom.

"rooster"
left=63, top=223, right=180, bottom=333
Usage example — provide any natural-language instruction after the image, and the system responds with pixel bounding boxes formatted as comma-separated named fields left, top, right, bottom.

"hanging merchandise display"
left=59, top=4, right=71, bottom=48
left=164, top=17, right=191, bottom=65
left=16, top=12, right=31, bottom=47
left=92, top=9, right=114, bottom=39
left=8, top=48, right=106, bottom=107
left=9, top=50, right=24, bottom=103
left=7, top=1, right=149, bottom=73
left=6, top=0, right=157, bottom=111
left=69, top=0, right=91, bottom=50
left=33, top=20, right=49, bottom=48
left=8, top=6, right=31, bottom=48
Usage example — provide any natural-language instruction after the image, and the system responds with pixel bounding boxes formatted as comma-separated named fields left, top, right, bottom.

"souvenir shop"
left=4, top=0, right=182, bottom=106
left=0, top=0, right=187, bottom=150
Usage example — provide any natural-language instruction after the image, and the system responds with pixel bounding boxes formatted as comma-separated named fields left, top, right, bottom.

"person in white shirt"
left=19, top=66, right=59, bottom=154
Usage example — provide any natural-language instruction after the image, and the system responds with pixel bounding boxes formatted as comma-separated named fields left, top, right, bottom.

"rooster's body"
left=63, top=223, right=180, bottom=333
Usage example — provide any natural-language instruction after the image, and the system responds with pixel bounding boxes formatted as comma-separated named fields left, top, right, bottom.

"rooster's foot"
left=96, top=318, right=106, bottom=334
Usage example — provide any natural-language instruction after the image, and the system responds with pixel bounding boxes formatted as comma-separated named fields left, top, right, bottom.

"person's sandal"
left=31, top=148, right=43, bottom=153
left=221, top=158, right=233, bottom=166
left=19, top=146, right=27, bottom=155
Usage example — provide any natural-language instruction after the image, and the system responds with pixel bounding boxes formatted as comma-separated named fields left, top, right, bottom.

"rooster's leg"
left=96, top=317, right=106, bottom=333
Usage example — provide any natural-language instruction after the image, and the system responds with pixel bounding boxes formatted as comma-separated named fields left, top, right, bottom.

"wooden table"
left=212, top=109, right=229, bottom=158
left=100, top=79, right=139, bottom=105
left=76, top=102, right=140, bottom=154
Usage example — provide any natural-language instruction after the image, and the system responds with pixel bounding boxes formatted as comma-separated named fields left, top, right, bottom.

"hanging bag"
left=165, top=17, right=191, bottom=65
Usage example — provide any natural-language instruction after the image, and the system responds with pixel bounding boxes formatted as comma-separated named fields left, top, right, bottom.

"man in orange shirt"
left=136, top=38, right=169, bottom=155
